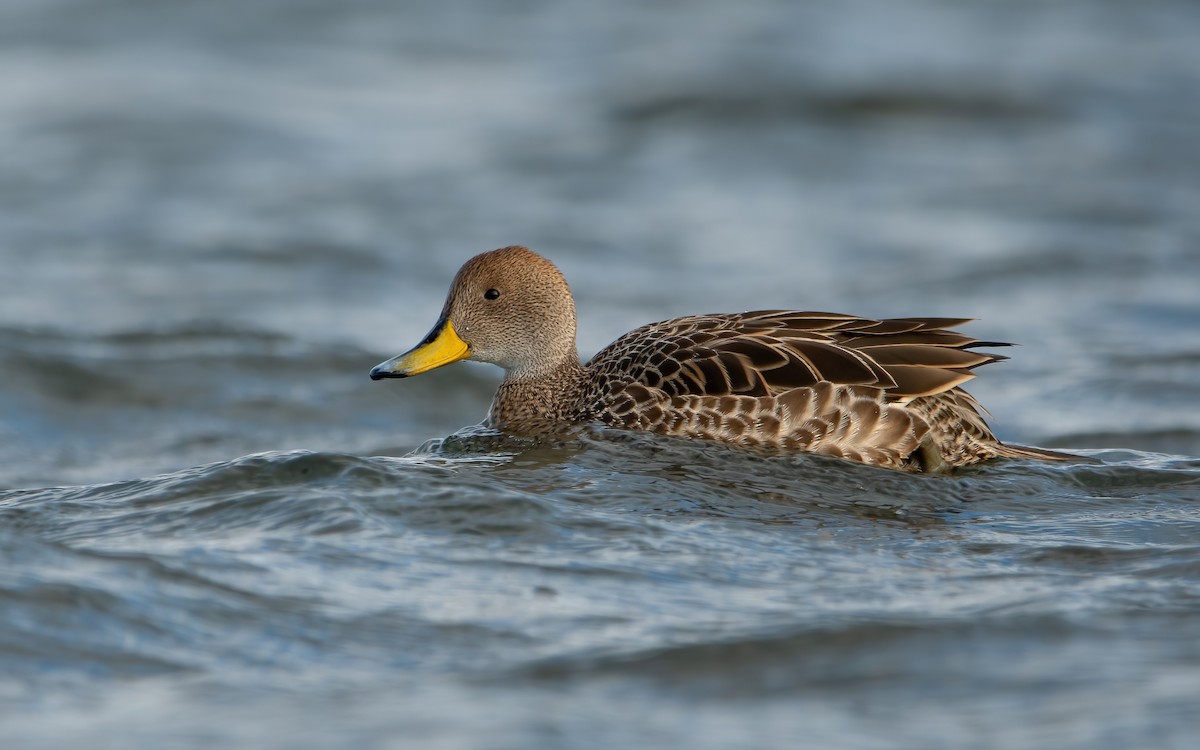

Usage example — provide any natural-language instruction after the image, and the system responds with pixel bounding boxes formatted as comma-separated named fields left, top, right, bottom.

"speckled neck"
left=487, top=357, right=591, bottom=432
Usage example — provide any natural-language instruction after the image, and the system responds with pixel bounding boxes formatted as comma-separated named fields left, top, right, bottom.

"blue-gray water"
left=2, top=1, right=1199, bottom=748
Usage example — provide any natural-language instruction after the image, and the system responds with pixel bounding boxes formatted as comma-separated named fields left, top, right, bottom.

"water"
left=2, top=0, right=1199, bottom=747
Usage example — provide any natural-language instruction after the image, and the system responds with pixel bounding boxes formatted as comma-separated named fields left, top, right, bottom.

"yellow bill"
left=370, top=318, right=469, bottom=379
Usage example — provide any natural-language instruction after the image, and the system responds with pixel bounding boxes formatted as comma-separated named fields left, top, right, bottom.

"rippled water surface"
left=3, top=1, right=1200, bottom=748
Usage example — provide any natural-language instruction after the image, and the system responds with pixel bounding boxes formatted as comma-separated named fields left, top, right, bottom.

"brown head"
left=370, top=246, right=580, bottom=381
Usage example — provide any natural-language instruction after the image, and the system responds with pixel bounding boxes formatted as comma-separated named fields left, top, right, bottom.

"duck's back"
left=582, top=310, right=1055, bottom=471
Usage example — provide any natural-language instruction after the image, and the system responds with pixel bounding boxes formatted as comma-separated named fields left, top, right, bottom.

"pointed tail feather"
left=994, top=443, right=1097, bottom=464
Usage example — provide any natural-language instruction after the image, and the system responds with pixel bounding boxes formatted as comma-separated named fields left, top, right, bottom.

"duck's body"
left=371, top=246, right=1072, bottom=472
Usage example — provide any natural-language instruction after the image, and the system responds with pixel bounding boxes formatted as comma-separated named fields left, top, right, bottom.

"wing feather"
left=586, top=310, right=1008, bottom=402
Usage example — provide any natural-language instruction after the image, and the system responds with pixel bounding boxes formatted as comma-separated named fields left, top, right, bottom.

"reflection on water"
left=2, top=443, right=1198, bottom=748
left=2, top=0, right=1200, bottom=748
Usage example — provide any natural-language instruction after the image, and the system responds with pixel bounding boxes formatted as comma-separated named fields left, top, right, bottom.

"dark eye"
left=484, top=288, right=500, bottom=300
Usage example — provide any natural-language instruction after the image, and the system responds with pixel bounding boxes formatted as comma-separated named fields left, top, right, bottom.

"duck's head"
left=370, top=246, right=579, bottom=381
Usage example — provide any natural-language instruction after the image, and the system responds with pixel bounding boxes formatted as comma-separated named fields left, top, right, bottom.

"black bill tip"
left=369, top=367, right=408, bottom=381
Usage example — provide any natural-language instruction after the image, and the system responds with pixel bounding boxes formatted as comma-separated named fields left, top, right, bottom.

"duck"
left=370, top=245, right=1074, bottom=472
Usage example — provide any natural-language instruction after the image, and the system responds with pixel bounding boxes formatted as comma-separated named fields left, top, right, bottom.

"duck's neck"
left=488, top=355, right=589, bottom=432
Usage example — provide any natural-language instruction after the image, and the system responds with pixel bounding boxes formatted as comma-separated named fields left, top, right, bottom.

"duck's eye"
left=484, top=288, right=500, bottom=300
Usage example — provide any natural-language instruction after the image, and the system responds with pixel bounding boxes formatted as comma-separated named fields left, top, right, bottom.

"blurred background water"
left=1, top=0, right=1199, bottom=748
